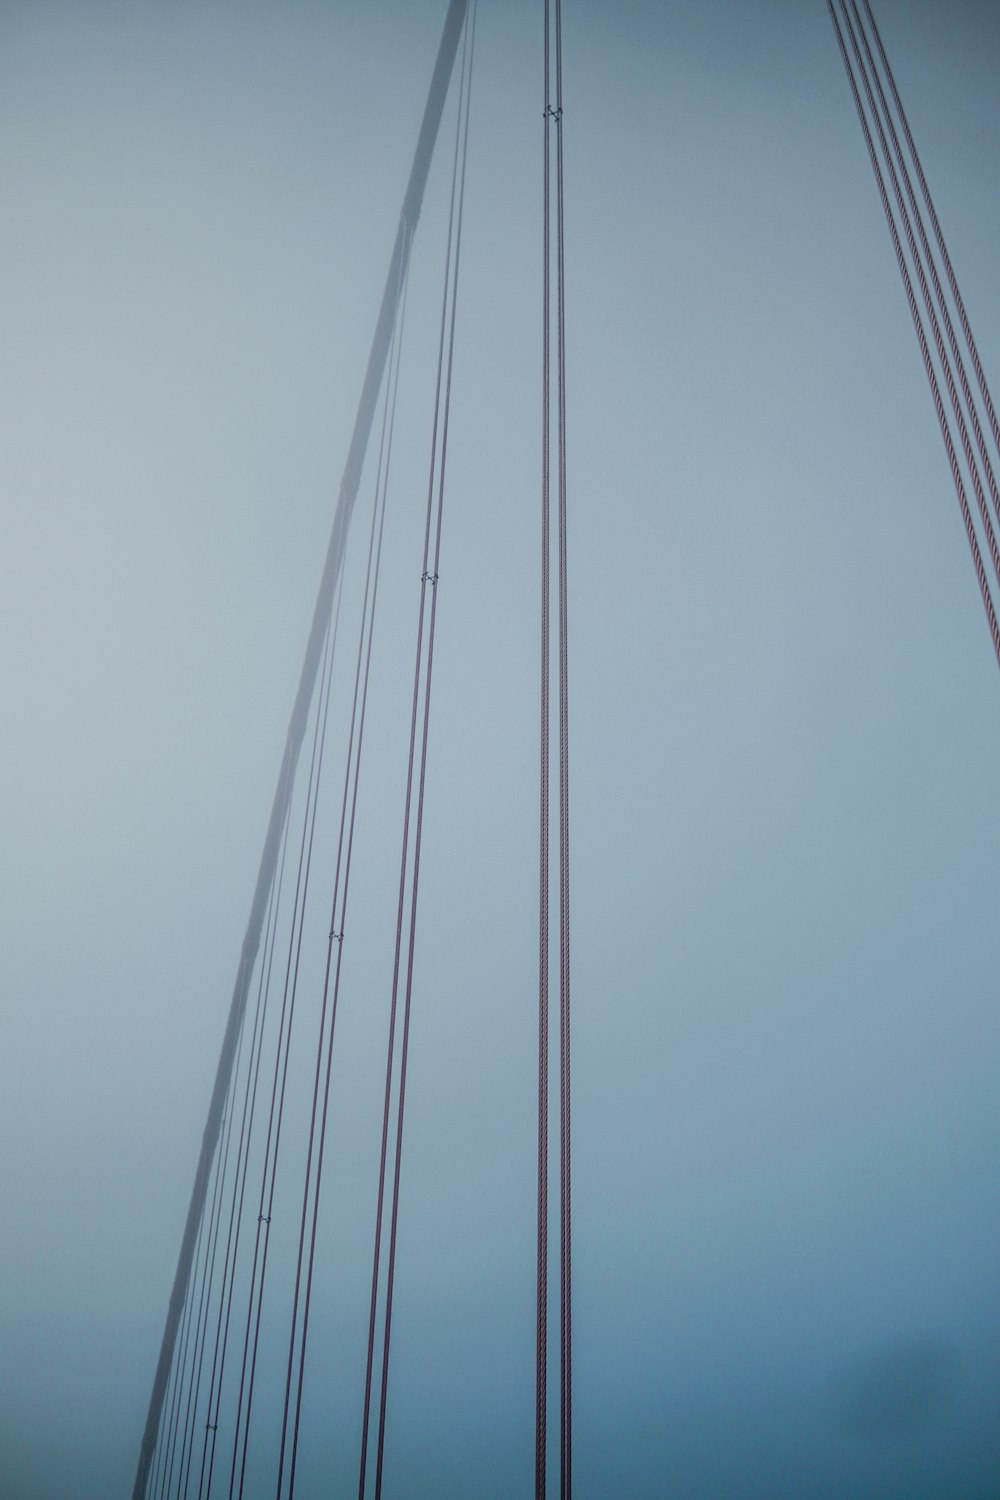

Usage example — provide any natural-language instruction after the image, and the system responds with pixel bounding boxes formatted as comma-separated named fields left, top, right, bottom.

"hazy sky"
left=1, top=2, right=999, bottom=1496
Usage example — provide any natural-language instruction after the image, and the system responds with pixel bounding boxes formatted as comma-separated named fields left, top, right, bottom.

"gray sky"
left=1, top=2, right=998, bottom=1496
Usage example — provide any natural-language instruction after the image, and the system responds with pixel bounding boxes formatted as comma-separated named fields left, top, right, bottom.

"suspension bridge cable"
left=150, top=1280, right=188, bottom=1500
left=375, top=59, right=474, bottom=1499
left=173, top=1133, right=230, bottom=1499
left=848, top=0, right=1000, bottom=535
left=230, top=588, right=344, bottom=1500
left=828, top=0, right=1000, bottom=669
left=355, top=27, right=472, bottom=1498
left=860, top=0, right=1000, bottom=458
left=354, top=14, right=476, bottom=1498
left=149, top=1343, right=176, bottom=1500
left=277, top=241, right=413, bottom=1500
left=537, top=0, right=553, bottom=1490
left=162, top=1127, right=228, bottom=1500
left=553, top=4, right=572, bottom=1496
left=130, top=13, right=469, bottom=1491
left=837, top=0, right=1000, bottom=597
left=287, top=273, right=410, bottom=1498
left=179, top=919, right=285, bottom=1500
left=196, top=805, right=294, bottom=1500
left=539, top=1, right=571, bottom=1495
left=153, top=1197, right=207, bottom=1500
left=177, top=1031, right=250, bottom=1500
left=229, top=595, right=344, bottom=1500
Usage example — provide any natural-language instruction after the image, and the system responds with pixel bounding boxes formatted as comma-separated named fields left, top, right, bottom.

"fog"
left=1, top=1, right=998, bottom=1495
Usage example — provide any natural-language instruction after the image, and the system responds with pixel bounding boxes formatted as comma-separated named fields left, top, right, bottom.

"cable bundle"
left=830, top=0, right=1000, bottom=668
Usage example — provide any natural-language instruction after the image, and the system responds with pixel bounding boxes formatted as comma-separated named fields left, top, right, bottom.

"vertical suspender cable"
left=540, top=2, right=571, bottom=1495
left=553, top=5, right=572, bottom=1496
left=376, top=25, right=475, bottom=1491
left=176, top=1023, right=248, bottom=1500
left=167, top=1105, right=231, bottom=1500
left=197, top=807, right=293, bottom=1500
left=230, top=589, right=344, bottom=1500
left=277, top=240, right=412, bottom=1500
left=357, top=14, right=476, bottom=1498
left=153, top=1188, right=208, bottom=1500
left=130, top=8, right=469, bottom=1491
left=357, top=45, right=469, bottom=1499
left=535, top=0, right=552, bottom=1493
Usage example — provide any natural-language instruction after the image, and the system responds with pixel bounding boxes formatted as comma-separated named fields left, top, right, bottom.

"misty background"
left=1, top=1, right=999, bottom=1495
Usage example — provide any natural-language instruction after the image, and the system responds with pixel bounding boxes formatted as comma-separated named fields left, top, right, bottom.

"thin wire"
left=162, top=1133, right=225, bottom=1500
left=178, top=1029, right=248, bottom=1500
left=149, top=1341, right=175, bottom=1500
left=197, top=796, right=293, bottom=1500
left=278, top=238, right=413, bottom=1500
left=356, top=191, right=456, bottom=1500
left=536, top=0, right=552, bottom=1493
left=365, top=14, right=476, bottom=1498
left=356, top=32, right=471, bottom=1500
left=228, top=584, right=344, bottom=1500
left=152, top=1201, right=206, bottom=1500
left=553, top=3, right=572, bottom=1495
left=150, top=1283, right=188, bottom=1500
left=838, top=0, right=1000, bottom=596
left=828, top=0, right=1000, bottom=669
left=177, top=910, right=279, bottom=1500
left=861, top=0, right=1000, bottom=457
left=849, top=0, right=1000, bottom=539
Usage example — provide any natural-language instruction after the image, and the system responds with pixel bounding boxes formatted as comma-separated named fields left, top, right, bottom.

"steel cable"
left=276, top=238, right=413, bottom=1500
left=861, top=0, right=1000, bottom=459
left=553, top=3, right=572, bottom=1495
left=837, top=0, right=1000, bottom=598
left=176, top=1037, right=248, bottom=1500
left=848, top=0, right=1000, bottom=540
left=536, top=0, right=552, bottom=1491
left=356, top=12, right=476, bottom=1498
left=162, top=1132, right=226, bottom=1500
left=152, top=1201, right=207, bottom=1500
left=539, top=2, right=571, bottom=1495
left=829, top=1, right=1000, bottom=668
left=196, top=802, right=294, bottom=1500
left=228, top=589, right=344, bottom=1500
